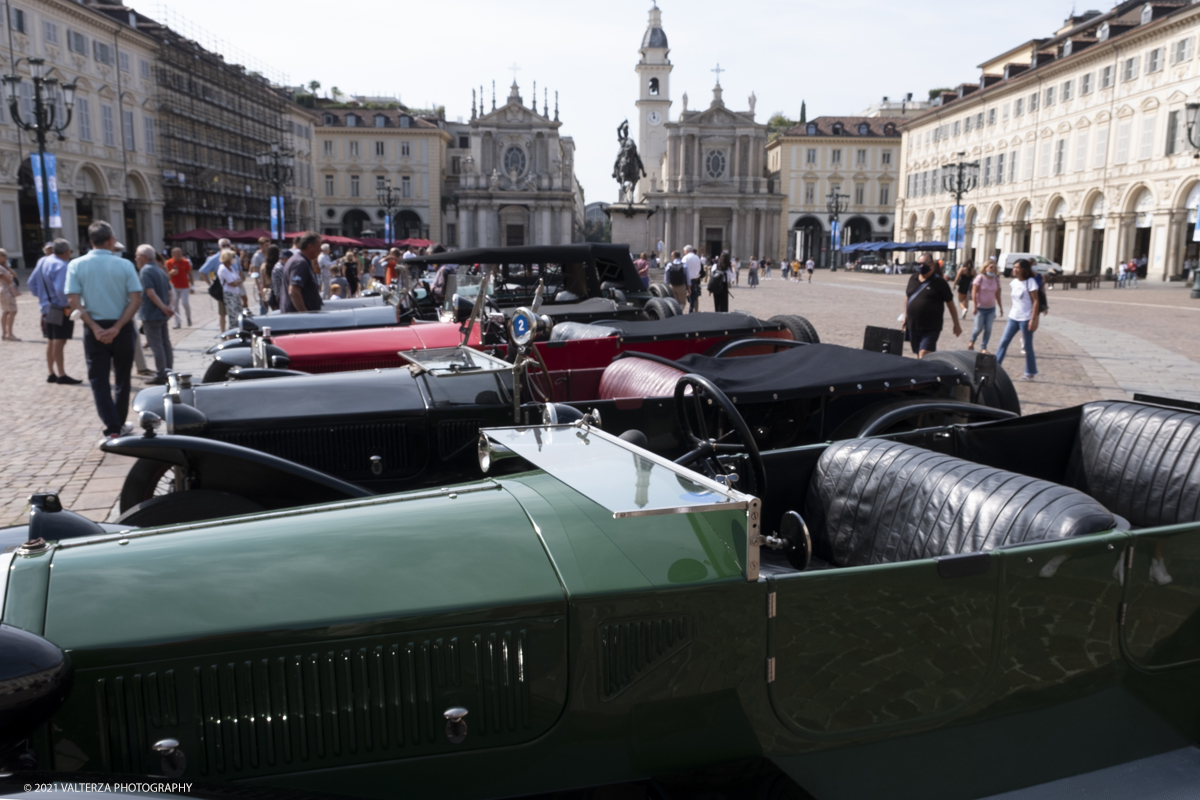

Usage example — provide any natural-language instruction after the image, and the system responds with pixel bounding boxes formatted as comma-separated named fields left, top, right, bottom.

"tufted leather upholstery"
left=1074, top=401, right=1200, bottom=528
left=548, top=321, right=619, bottom=343
left=807, top=439, right=1116, bottom=567
left=598, top=356, right=686, bottom=400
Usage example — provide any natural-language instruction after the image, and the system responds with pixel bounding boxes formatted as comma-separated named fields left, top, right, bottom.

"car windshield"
left=482, top=424, right=748, bottom=517
left=399, top=346, right=512, bottom=376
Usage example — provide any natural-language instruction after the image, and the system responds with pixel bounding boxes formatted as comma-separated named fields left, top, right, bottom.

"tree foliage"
left=928, top=87, right=952, bottom=100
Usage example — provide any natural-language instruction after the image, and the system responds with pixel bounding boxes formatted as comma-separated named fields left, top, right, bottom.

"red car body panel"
left=274, top=320, right=793, bottom=403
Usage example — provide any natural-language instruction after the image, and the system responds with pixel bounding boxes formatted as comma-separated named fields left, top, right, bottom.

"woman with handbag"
left=216, top=249, right=247, bottom=327
left=901, top=254, right=960, bottom=358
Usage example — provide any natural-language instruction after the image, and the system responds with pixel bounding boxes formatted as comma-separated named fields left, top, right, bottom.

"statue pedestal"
left=607, top=203, right=657, bottom=258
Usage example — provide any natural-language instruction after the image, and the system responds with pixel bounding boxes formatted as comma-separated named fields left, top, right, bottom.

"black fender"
left=213, top=347, right=254, bottom=369
left=101, top=434, right=373, bottom=509
left=207, top=336, right=251, bottom=355
left=0, top=623, right=73, bottom=750
left=227, top=367, right=309, bottom=381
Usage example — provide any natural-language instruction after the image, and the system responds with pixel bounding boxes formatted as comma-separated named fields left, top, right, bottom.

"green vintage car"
left=2, top=391, right=1200, bottom=799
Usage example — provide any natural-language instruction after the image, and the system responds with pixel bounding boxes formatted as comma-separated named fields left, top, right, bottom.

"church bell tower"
left=635, top=4, right=671, bottom=200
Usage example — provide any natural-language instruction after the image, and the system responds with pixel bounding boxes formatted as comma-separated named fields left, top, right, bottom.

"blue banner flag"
left=30, top=154, right=63, bottom=229
left=277, top=197, right=285, bottom=241
left=948, top=205, right=966, bottom=250
left=269, top=196, right=280, bottom=241
left=830, top=220, right=841, bottom=252
left=384, top=214, right=392, bottom=243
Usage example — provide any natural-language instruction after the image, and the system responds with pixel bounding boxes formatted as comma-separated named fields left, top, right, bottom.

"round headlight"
left=509, top=308, right=536, bottom=348
left=478, top=432, right=491, bottom=473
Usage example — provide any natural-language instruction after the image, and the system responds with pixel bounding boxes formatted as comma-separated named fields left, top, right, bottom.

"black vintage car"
left=105, top=306, right=1018, bottom=527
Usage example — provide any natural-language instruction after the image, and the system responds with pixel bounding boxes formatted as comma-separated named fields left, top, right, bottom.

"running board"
left=980, top=747, right=1200, bottom=799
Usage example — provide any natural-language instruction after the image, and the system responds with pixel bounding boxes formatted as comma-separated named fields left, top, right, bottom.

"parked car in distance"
left=998, top=252, right=1063, bottom=277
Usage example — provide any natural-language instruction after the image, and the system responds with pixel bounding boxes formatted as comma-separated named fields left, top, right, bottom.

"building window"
left=881, top=149, right=891, bottom=165
left=76, top=97, right=91, bottom=141
left=1173, top=38, right=1194, bottom=64
left=140, top=59, right=150, bottom=80
left=1081, top=73, right=1093, bottom=95
left=854, top=183, right=865, bottom=205
left=983, top=156, right=993, bottom=186
left=952, top=120, right=961, bottom=136
left=1062, top=79, right=1073, bottom=101
left=93, top=41, right=113, bottom=65
left=1045, top=86, right=1056, bottom=107
left=1141, top=3, right=1153, bottom=24
left=324, top=175, right=334, bottom=196
left=1148, top=47, right=1164, bottom=73
left=1054, top=139, right=1066, bottom=175
left=349, top=141, right=359, bottom=157
left=649, top=77, right=659, bottom=96
left=1139, top=115, right=1156, bottom=160
left=346, top=114, right=358, bottom=127
left=1166, top=109, right=1184, bottom=155
left=375, top=114, right=387, bottom=128
left=375, top=141, right=384, bottom=156
left=1007, top=149, right=1018, bottom=182
left=401, top=176, right=411, bottom=197
left=1024, top=145, right=1035, bottom=180
left=830, top=148, right=842, bottom=164
left=705, top=149, right=726, bottom=178
left=987, top=108, right=996, bottom=125
left=458, top=135, right=469, bottom=149
left=1093, top=125, right=1109, bottom=168
left=400, top=116, right=411, bottom=128
left=804, top=182, right=815, bottom=203
left=42, top=20, right=56, bottom=44
left=322, top=140, right=333, bottom=156
left=1101, top=65, right=1114, bottom=88
left=68, top=30, right=86, bottom=54
left=401, top=141, right=410, bottom=157
left=122, top=109, right=134, bottom=151
left=1038, top=141, right=1052, bottom=178
left=805, top=148, right=816, bottom=164
left=1115, top=122, right=1131, bottom=164
left=1074, top=132, right=1088, bottom=171
left=1030, top=92, right=1039, bottom=112
left=101, top=104, right=115, bottom=146
left=1014, top=98, right=1023, bottom=117
left=879, top=184, right=890, bottom=206
left=8, top=7, right=24, bottom=33
left=996, top=152, right=1006, bottom=184
left=119, top=51, right=130, bottom=72
left=856, top=148, right=867, bottom=165
left=806, top=122, right=817, bottom=135
left=1122, top=56, right=1139, bottom=82
left=450, top=156, right=461, bottom=174
left=1003, top=102, right=1010, bottom=121
left=446, top=223, right=457, bottom=246
left=375, top=176, right=385, bottom=192
left=350, top=175, right=360, bottom=197
left=143, top=116, right=155, bottom=154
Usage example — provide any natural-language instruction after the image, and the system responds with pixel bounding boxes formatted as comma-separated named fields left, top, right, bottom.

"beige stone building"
left=315, top=107, right=450, bottom=240
left=0, top=0, right=163, bottom=267
left=897, top=0, right=1200, bottom=280
left=767, top=116, right=903, bottom=266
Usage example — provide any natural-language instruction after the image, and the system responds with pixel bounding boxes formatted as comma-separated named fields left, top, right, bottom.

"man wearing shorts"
left=28, top=238, right=82, bottom=384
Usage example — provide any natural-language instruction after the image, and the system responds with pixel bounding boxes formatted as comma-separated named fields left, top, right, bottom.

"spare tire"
left=662, top=296, right=684, bottom=316
left=116, top=490, right=265, bottom=527
left=769, top=314, right=820, bottom=344
left=923, top=350, right=1021, bottom=414
left=649, top=282, right=670, bottom=298
left=643, top=297, right=677, bottom=320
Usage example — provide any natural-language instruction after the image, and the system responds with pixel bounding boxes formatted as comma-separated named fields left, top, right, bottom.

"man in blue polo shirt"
left=65, top=221, right=143, bottom=439
left=28, top=238, right=82, bottom=385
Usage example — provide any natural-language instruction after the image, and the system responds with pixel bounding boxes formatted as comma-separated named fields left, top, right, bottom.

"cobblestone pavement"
left=0, top=289, right=221, bottom=526
left=2, top=269, right=1199, bottom=526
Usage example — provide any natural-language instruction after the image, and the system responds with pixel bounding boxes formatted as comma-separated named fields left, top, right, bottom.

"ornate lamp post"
left=255, top=144, right=294, bottom=248
left=3, top=58, right=76, bottom=248
left=378, top=179, right=400, bottom=244
left=1183, top=103, right=1200, bottom=298
left=940, top=152, right=980, bottom=268
left=826, top=189, right=849, bottom=270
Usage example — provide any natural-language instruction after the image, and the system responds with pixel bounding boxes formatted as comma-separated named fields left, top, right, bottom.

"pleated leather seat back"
left=1073, top=401, right=1200, bottom=529
left=807, top=439, right=1116, bottom=568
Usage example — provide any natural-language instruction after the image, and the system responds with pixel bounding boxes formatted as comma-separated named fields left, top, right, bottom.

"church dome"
left=641, top=27, right=668, bottom=48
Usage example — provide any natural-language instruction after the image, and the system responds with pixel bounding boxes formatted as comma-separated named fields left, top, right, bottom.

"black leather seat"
left=1072, top=401, right=1200, bottom=529
left=807, top=439, right=1116, bottom=568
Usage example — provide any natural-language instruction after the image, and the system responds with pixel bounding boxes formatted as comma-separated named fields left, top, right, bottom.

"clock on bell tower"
left=635, top=4, right=671, bottom=200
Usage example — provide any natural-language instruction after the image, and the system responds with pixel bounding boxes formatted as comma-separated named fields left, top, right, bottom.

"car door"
left=1122, top=525, right=1200, bottom=671
left=766, top=553, right=1001, bottom=738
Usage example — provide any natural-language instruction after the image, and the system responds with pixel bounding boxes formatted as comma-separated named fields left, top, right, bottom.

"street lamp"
left=4, top=57, right=77, bottom=248
left=1184, top=103, right=1200, bottom=298
left=255, top=143, right=294, bottom=248
left=377, top=179, right=400, bottom=244
left=826, top=189, right=849, bottom=270
left=940, top=153, right=980, bottom=269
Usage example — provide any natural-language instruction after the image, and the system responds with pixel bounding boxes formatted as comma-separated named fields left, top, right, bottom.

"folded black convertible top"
left=624, top=344, right=968, bottom=401
left=605, top=312, right=781, bottom=341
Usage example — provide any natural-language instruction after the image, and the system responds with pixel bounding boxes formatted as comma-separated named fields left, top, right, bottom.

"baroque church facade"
left=632, top=5, right=783, bottom=260
left=447, top=81, right=584, bottom=248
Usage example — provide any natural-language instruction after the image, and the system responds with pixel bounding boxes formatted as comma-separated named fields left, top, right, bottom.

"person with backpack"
left=707, top=251, right=735, bottom=312
left=665, top=250, right=688, bottom=307
left=994, top=259, right=1040, bottom=381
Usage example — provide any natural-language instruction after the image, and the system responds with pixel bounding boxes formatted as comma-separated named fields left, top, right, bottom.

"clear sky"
left=149, top=0, right=1079, bottom=205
